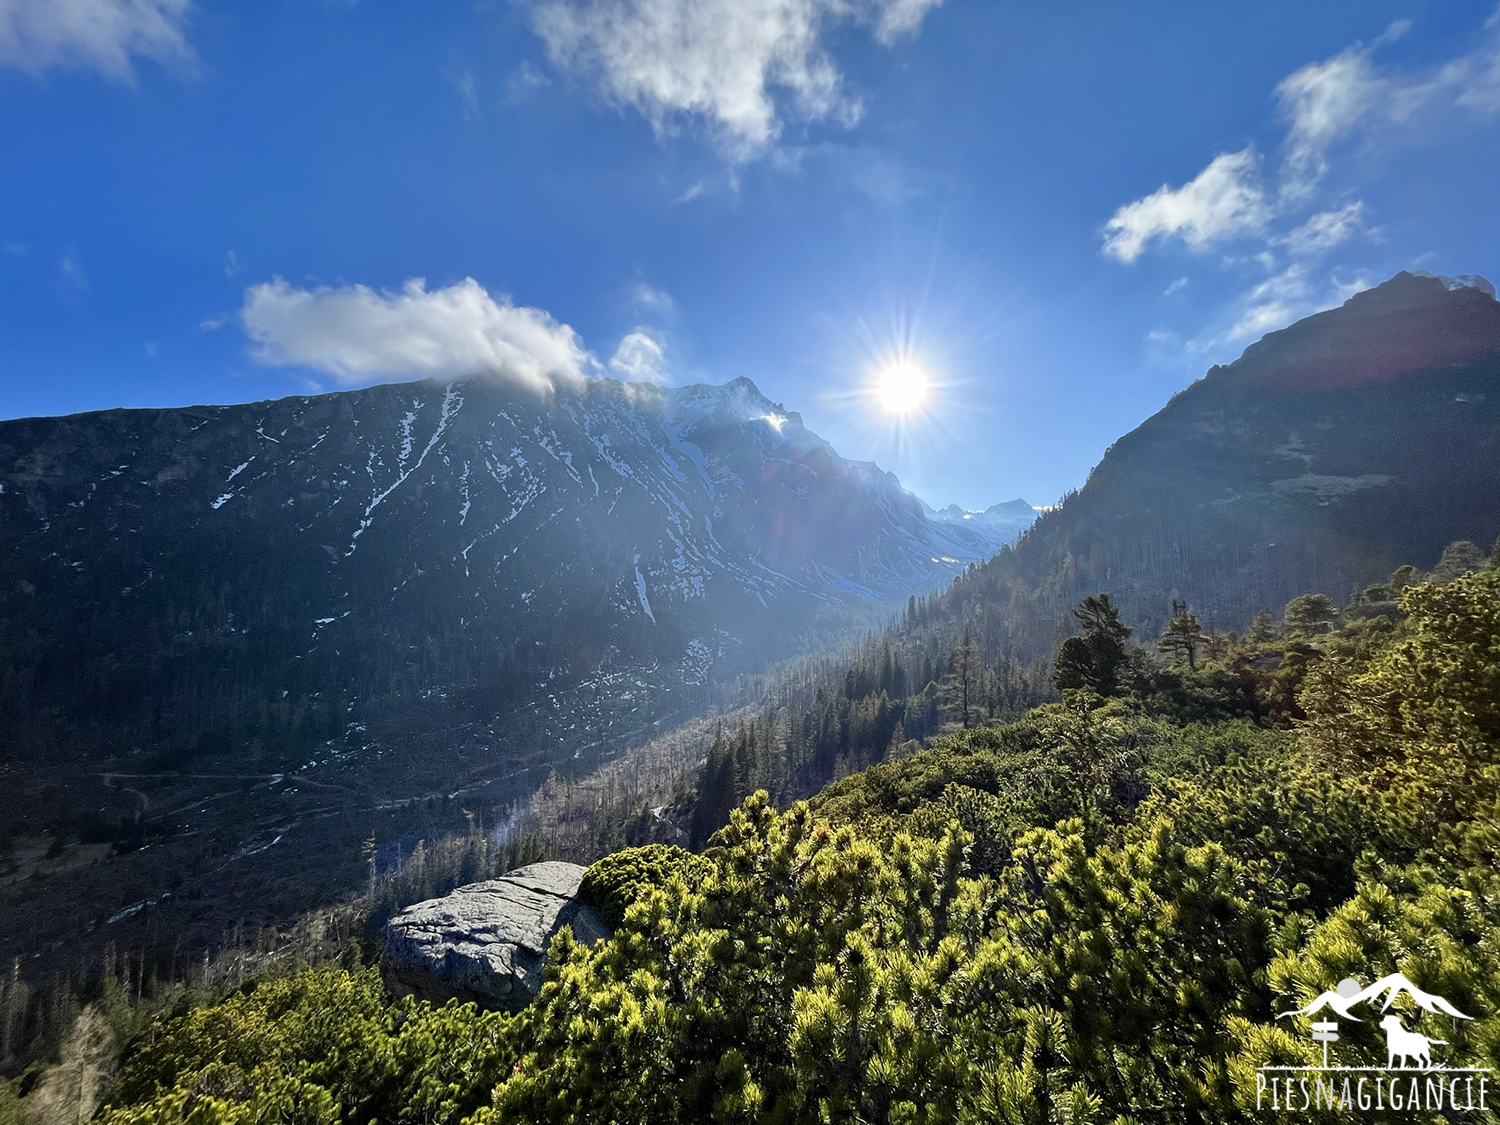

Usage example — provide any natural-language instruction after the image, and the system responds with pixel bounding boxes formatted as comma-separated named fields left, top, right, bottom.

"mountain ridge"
left=0, top=371, right=1022, bottom=782
left=993, top=270, right=1500, bottom=639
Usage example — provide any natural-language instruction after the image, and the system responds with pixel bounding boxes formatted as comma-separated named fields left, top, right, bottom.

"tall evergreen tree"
left=1158, top=600, right=1205, bottom=669
left=1432, top=539, right=1484, bottom=583
left=1282, top=593, right=1338, bottom=635
left=1053, top=593, right=1131, bottom=694
left=941, top=628, right=980, bottom=729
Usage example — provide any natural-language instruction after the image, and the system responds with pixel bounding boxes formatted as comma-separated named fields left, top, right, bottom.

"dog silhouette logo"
left=1379, top=1014, right=1445, bottom=1070
left=1276, top=972, right=1472, bottom=1071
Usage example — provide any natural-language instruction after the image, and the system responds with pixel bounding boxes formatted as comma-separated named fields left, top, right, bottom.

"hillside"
left=0, top=374, right=1014, bottom=774
left=931, top=271, right=1500, bottom=656
left=0, top=372, right=1022, bottom=984
left=41, top=563, right=1500, bottom=1123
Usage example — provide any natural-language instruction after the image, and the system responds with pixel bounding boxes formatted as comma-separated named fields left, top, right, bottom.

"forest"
left=4, top=542, right=1496, bottom=1123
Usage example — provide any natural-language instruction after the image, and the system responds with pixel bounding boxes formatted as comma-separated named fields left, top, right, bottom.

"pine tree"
left=690, top=722, right=734, bottom=848
left=1053, top=593, right=1131, bottom=694
left=1158, top=600, right=1205, bottom=668
left=1432, top=539, right=1484, bottom=583
left=1282, top=593, right=1338, bottom=635
left=941, top=628, right=980, bottom=729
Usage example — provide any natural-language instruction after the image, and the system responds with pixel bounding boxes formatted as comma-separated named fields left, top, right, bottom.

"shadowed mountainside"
left=935, top=271, right=1500, bottom=654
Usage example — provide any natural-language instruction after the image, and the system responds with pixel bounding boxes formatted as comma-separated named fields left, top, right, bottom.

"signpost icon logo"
left=1303, top=977, right=1360, bottom=1069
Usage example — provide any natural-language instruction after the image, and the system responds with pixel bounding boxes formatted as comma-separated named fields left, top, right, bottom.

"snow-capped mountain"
left=0, top=374, right=1018, bottom=781
left=926, top=498, right=1038, bottom=543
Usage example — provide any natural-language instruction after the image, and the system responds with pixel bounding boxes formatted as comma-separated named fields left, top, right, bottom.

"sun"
left=873, top=362, right=928, bottom=414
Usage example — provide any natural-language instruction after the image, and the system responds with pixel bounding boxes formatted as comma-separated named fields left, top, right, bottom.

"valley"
left=2, top=271, right=1499, bottom=1115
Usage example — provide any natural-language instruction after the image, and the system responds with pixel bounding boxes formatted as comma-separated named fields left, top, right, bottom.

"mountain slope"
left=666, top=272, right=1500, bottom=833
left=0, top=373, right=1016, bottom=778
left=0, top=372, right=1028, bottom=972
left=941, top=271, right=1500, bottom=650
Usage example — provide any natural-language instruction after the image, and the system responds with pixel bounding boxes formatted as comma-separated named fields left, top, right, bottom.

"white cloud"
left=1109, top=12, right=1500, bottom=272
left=608, top=328, right=670, bottom=383
left=1276, top=15, right=1500, bottom=198
left=1101, top=147, right=1270, bottom=262
left=1273, top=27, right=1405, bottom=200
left=1455, top=8, right=1500, bottom=113
left=0, top=0, right=192, bottom=79
left=529, top=0, right=943, bottom=161
left=240, top=277, right=595, bottom=393
left=1110, top=11, right=1500, bottom=360
left=631, top=280, right=674, bottom=310
left=872, top=0, right=941, bottom=45
left=1225, top=264, right=1311, bottom=342
left=1274, top=200, right=1369, bottom=259
left=673, top=180, right=706, bottom=204
left=1219, top=262, right=1375, bottom=345
left=1163, top=276, right=1189, bottom=296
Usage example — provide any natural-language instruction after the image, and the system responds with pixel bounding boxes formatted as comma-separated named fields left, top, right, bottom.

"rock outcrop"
left=381, top=861, right=610, bottom=1011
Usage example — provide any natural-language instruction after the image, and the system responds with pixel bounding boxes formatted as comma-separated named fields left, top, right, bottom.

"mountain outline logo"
left=1277, top=972, right=1473, bottom=1028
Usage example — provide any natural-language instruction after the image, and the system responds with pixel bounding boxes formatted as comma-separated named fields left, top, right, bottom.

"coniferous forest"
left=4, top=548, right=1495, bottom=1123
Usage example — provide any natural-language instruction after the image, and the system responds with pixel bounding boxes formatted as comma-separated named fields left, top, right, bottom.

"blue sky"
left=3, top=1, right=1499, bottom=509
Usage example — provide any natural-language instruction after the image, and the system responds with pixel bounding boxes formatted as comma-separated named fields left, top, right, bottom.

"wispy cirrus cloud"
left=1272, top=200, right=1371, bottom=260
left=1106, top=13, right=1500, bottom=267
left=630, top=280, right=675, bottom=311
left=240, top=277, right=597, bottom=394
left=1274, top=14, right=1500, bottom=199
left=1108, top=9, right=1500, bottom=354
left=527, top=0, right=944, bottom=161
left=454, top=69, right=481, bottom=120
left=1272, top=23, right=1409, bottom=201
left=0, top=0, right=193, bottom=79
left=1212, top=201, right=1376, bottom=342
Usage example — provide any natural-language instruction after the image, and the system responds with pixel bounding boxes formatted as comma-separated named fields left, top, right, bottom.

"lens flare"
left=874, top=362, right=928, bottom=414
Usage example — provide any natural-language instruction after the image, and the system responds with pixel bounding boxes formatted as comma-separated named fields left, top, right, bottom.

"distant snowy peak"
left=1411, top=270, right=1497, bottom=298
left=928, top=498, right=1036, bottom=522
left=662, top=376, right=802, bottom=432
left=926, top=498, right=1038, bottom=540
left=653, top=376, right=1033, bottom=559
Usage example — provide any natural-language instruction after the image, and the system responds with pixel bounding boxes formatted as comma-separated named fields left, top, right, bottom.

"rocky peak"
left=1220, top=270, right=1500, bottom=391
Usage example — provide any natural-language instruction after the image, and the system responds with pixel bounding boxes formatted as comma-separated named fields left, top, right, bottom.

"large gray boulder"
left=381, top=861, right=610, bottom=1011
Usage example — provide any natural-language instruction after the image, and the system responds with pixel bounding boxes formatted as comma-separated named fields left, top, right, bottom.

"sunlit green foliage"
left=98, top=967, right=513, bottom=1125
left=578, top=843, right=709, bottom=928
left=88, top=568, right=1500, bottom=1123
